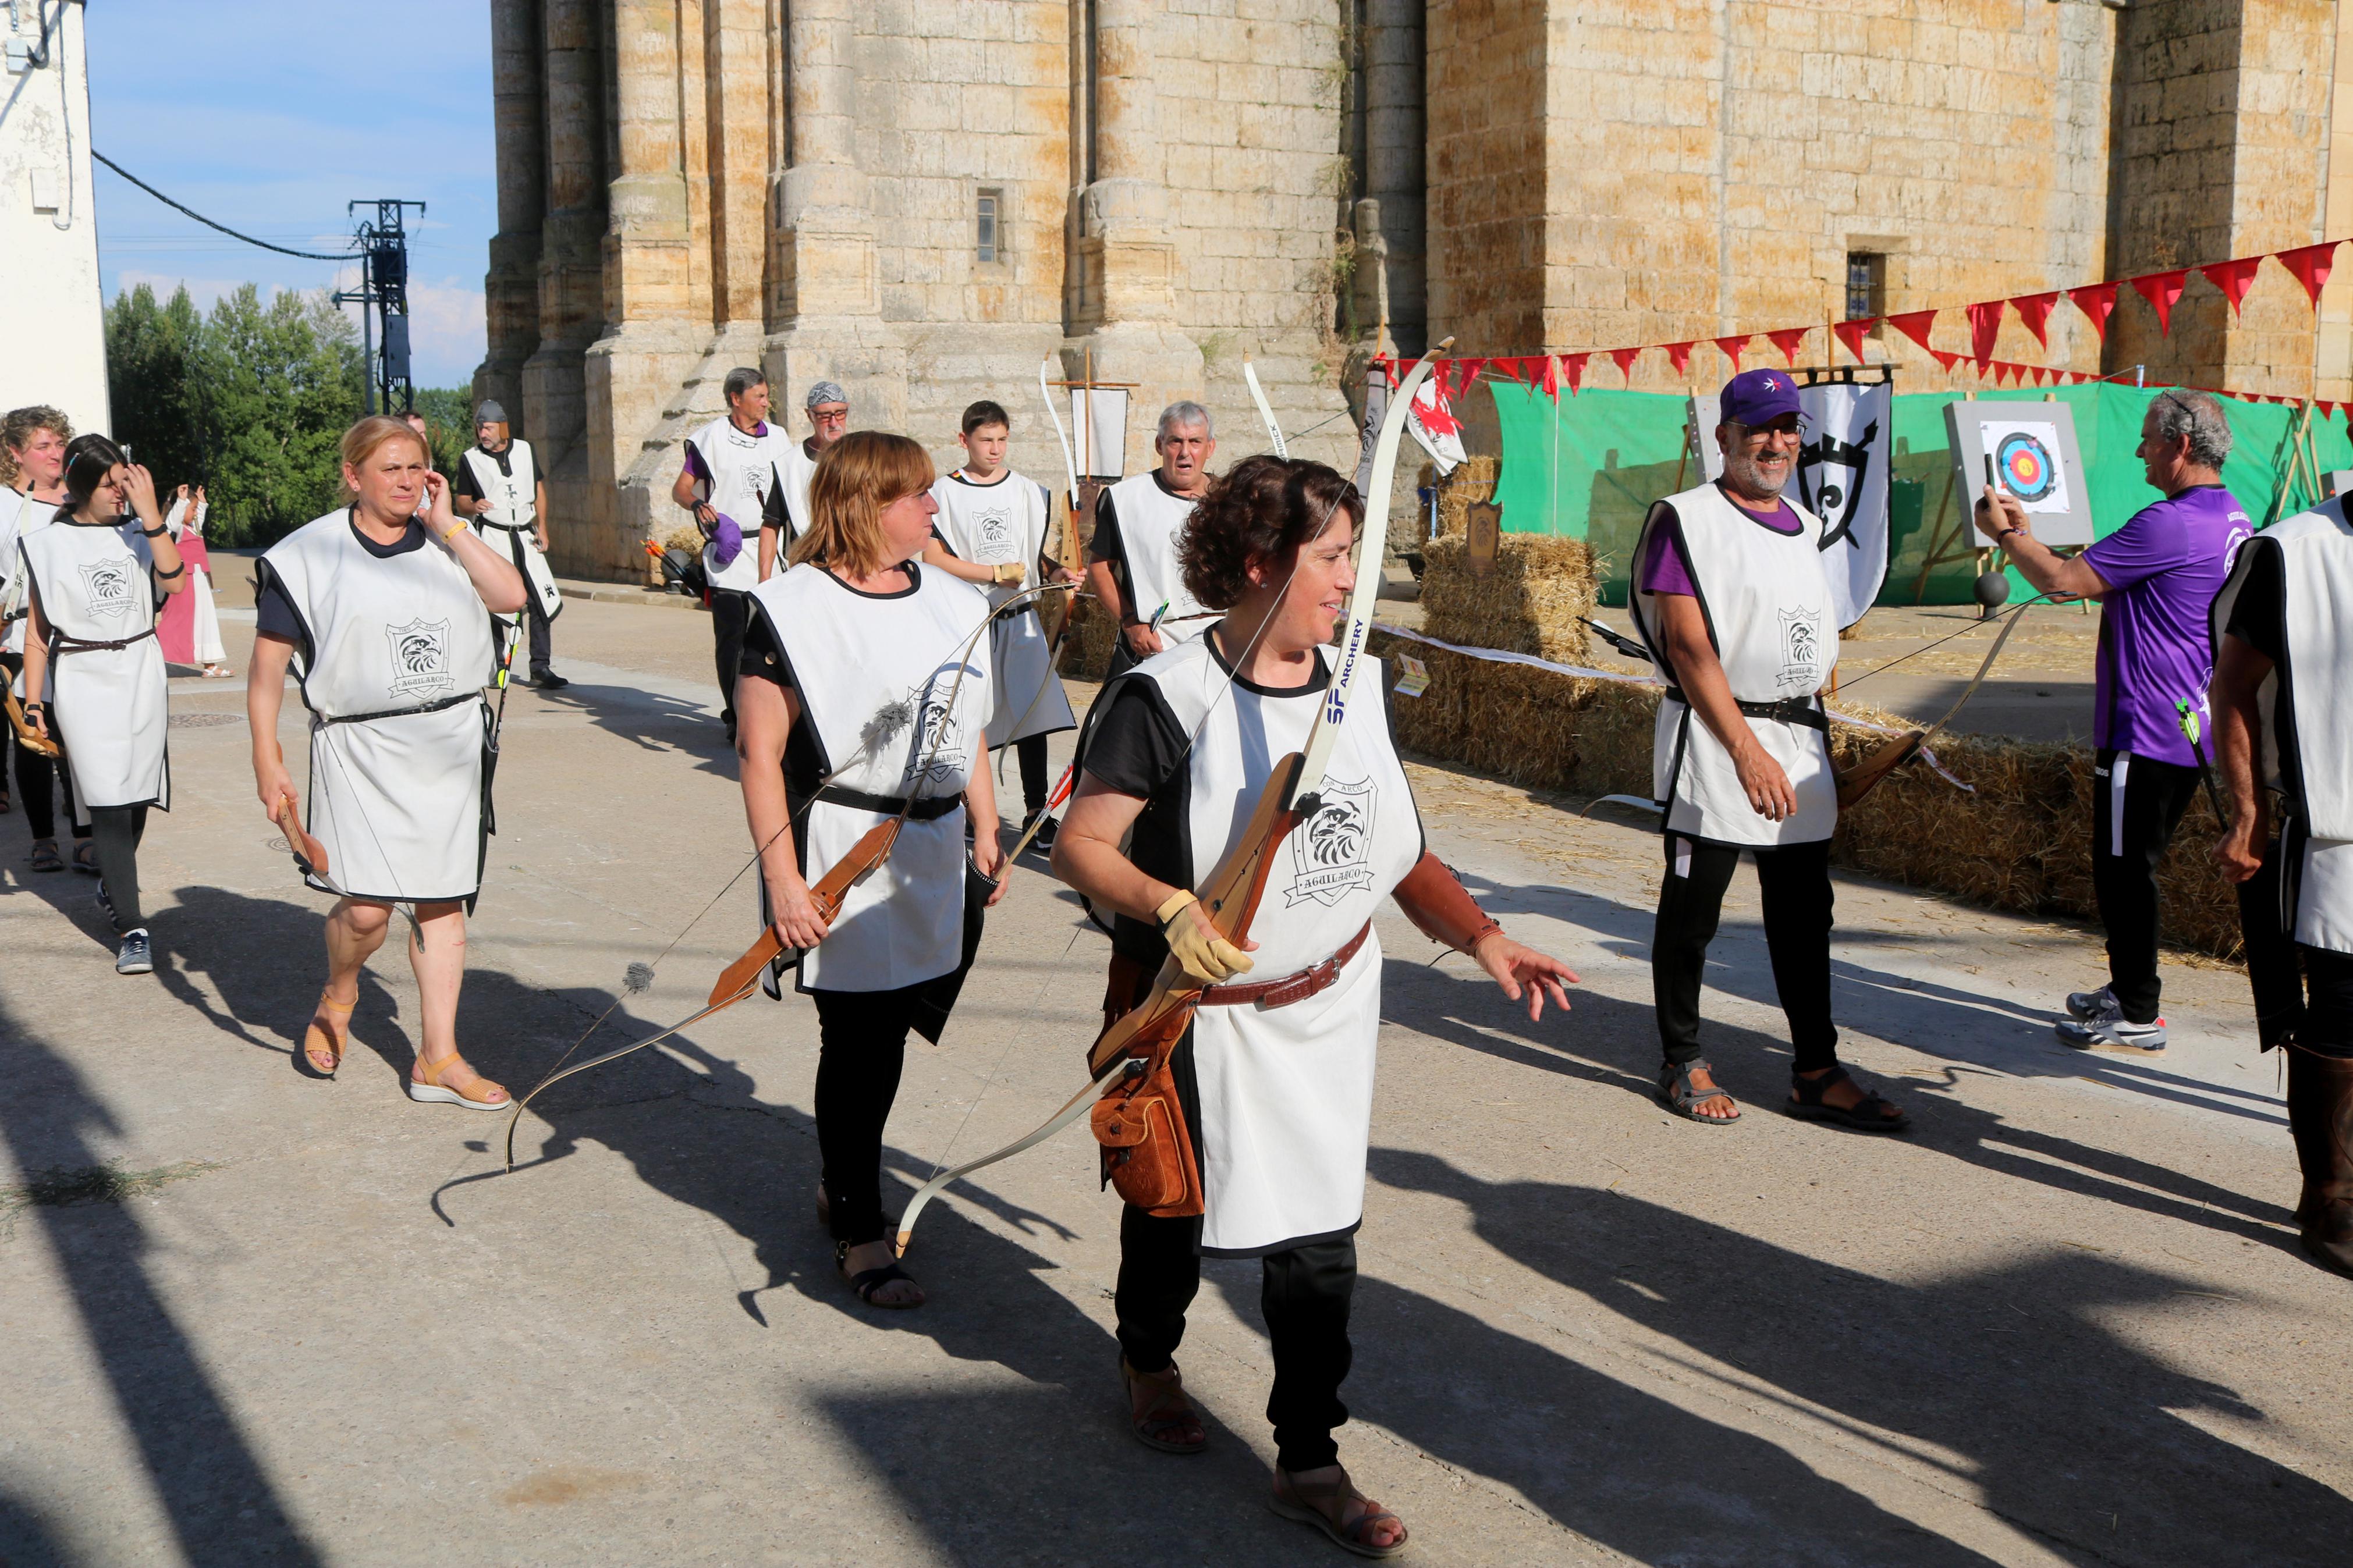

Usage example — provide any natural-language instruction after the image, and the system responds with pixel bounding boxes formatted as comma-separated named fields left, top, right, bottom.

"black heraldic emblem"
left=78, top=559, right=136, bottom=620
left=384, top=617, right=455, bottom=701
left=1287, top=776, right=1379, bottom=907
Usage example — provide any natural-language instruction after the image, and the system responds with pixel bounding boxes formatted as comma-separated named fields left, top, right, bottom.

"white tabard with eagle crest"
left=750, top=560, right=995, bottom=992
left=928, top=467, right=1076, bottom=747
left=1120, top=634, right=1423, bottom=1256
left=20, top=518, right=169, bottom=820
left=260, top=510, right=498, bottom=902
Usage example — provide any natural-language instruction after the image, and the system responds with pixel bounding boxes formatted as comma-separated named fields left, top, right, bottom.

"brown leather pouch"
left=1091, top=1054, right=1204, bottom=1218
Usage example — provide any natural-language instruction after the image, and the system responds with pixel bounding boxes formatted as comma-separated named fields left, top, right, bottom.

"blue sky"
left=87, top=0, right=495, bottom=388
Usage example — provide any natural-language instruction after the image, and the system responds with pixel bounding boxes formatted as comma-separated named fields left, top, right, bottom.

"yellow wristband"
left=436, top=522, right=467, bottom=545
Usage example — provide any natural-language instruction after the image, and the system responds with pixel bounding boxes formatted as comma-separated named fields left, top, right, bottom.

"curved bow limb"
left=1835, top=598, right=2029, bottom=810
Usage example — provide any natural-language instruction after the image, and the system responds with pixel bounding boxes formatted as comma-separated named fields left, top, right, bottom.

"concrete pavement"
left=0, top=598, right=2345, bottom=1566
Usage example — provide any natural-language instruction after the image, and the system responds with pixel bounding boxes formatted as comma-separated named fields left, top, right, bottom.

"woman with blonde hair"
left=737, top=429, right=1007, bottom=1309
left=248, top=415, right=527, bottom=1104
left=18, top=435, right=187, bottom=973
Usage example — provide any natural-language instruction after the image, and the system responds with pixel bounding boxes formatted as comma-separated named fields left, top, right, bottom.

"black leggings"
left=2091, top=748, right=2199, bottom=1023
left=1652, top=833, right=1839, bottom=1072
left=1016, top=733, right=1049, bottom=813
left=810, top=984, right=920, bottom=1245
left=88, top=803, right=148, bottom=931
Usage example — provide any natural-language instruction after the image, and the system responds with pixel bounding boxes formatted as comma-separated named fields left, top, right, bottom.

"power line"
left=91, top=149, right=357, bottom=262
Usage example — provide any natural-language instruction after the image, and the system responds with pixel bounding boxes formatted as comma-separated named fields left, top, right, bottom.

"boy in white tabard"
left=672, top=368, right=792, bottom=744
left=1084, top=400, right=1217, bottom=679
left=2211, top=492, right=2353, bottom=1279
left=921, top=399, right=1079, bottom=848
left=1631, top=368, right=1907, bottom=1132
left=450, top=400, right=567, bottom=689
left=759, top=379, right=852, bottom=581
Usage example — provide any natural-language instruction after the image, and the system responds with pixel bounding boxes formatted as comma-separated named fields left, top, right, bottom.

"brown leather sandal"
left=407, top=1051, right=511, bottom=1110
left=1122, top=1357, right=1206, bottom=1455
left=1270, top=1466, right=1408, bottom=1558
left=301, top=991, right=356, bottom=1077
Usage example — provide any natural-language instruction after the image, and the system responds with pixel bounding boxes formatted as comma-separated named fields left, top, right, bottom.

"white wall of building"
left=1, top=1, right=107, bottom=436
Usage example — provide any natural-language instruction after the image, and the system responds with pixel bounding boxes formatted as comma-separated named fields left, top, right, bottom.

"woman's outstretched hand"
left=1472, top=933, right=1579, bottom=1022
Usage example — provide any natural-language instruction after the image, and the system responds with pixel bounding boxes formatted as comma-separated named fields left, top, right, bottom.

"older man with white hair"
left=1085, top=400, right=1217, bottom=679
left=1986, top=389, right=2252, bottom=1056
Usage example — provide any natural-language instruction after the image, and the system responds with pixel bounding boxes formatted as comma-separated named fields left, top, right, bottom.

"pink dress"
left=157, top=518, right=215, bottom=664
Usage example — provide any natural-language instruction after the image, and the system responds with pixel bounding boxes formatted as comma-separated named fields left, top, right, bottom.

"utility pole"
left=333, top=198, right=425, bottom=414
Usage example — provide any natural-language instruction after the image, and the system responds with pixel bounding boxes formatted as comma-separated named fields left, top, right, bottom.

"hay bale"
left=1427, top=456, right=1500, bottom=539
left=1419, top=534, right=1596, bottom=665
left=1375, top=628, right=2246, bottom=962
left=661, top=523, right=704, bottom=554
left=1058, top=593, right=1118, bottom=681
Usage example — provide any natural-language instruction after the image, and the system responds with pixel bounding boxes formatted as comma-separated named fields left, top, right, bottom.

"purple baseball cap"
left=1719, top=368, right=1802, bottom=428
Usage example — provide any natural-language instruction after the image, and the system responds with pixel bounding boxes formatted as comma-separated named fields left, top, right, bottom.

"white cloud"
left=403, top=279, right=486, bottom=387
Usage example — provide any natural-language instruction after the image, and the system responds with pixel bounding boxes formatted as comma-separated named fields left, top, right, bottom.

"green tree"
left=191, top=285, right=364, bottom=545
left=411, top=385, right=478, bottom=477
left=102, top=283, right=207, bottom=496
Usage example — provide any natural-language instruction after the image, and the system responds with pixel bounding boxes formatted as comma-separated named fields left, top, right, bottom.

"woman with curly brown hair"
left=1, top=405, right=76, bottom=866
left=1053, top=453, right=1580, bottom=1556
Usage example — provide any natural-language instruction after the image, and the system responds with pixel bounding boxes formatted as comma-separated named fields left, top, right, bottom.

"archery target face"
left=1981, top=420, right=2071, bottom=514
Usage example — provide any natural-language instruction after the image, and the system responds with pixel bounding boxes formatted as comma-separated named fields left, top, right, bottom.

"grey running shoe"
left=2056, top=1013, right=2166, bottom=1055
left=2065, top=985, right=2118, bottom=1021
left=115, top=929, right=153, bottom=976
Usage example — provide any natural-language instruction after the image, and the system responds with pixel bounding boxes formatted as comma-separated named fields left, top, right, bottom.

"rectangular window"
left=977, top=190, right=1002, bottom=265
left=1845, top=252, right=1886, bottom=321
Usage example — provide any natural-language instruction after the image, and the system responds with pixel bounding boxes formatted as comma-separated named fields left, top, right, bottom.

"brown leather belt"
left=1198, top=921, right=1371, bottom=1010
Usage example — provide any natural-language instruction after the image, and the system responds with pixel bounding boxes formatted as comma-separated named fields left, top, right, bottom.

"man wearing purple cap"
left=1631, top=368, right=1910, bottom=1132
left=1985, top=389, right=2251, bottom=1056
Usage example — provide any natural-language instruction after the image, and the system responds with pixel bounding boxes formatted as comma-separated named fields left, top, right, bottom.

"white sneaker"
left=2056, top=1013, right=2167, bottom=1055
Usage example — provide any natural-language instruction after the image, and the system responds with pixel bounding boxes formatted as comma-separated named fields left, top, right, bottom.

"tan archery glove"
left=992, top=560, right=1027, bottom=585
left=1156, top=889, right=1254, bottom=986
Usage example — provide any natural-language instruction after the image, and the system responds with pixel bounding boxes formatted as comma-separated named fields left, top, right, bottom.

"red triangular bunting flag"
left=1714, top=335, right=1748, bottom=372
left=2068, top=282, right=2120, bottom=340
left=1458, top=357, right=1486, bottom=390
left=2131, top=269, right=2189, bottom=334
left=2275, top=242, right=2340, bottom=308
left=2010, top=292, right=2058, bottom=348
left=1965, top=301, right=2005, bottom=368
left=1561, top=352, right=1588, bottom=395
left=1930, top=349, right=1961, bottom=371
left=1887, top=309, right=1939, bottom=354
left=2201, top=257, right=2264, bottom=315
left=1993, top=362, right=2016, bottom=387
left=1833, top=319, right=1872, bottom=362
left=1540, top=354, right=1560, bottom=400
left=1766, top=328, right=1810, bottom=366
left=1609, top=347, right=1641, bottom=383
left=1663, top=341, right=1695, bottom=376
left=1496, top=357, right=1526, bottom=386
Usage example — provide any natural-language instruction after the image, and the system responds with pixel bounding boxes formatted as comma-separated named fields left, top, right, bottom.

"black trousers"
left=2237, top=830, right=2353, bottom=1061
left=1016, top=734, right=1049, bottom=813
left=709, top=588, right=750, bottom=730
left=523, top=588, right=554, bottom=677
left=2, top=651, right=63, bottom=841
left=810, top=984, right=920, bottom=1245
left=89, top=803, right=149, bottom=931
left=2091, top=748, right=2199, bottom=1023
left=1653, top=833, right=1839, bottom=1072
left=1117, top=1208, right=1359, bottom=1473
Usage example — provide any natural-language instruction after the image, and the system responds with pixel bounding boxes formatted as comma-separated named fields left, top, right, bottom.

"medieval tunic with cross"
left=1082, top=634, right=1424, bottom=1256
left=928, top=467, right=1077, bottom=748
left=748, top=561, right=995, bottom=993
left=1099, top=471, right=1212, bottom=643
left=1631, top=482, right=1839, bottom=847
left=259, top=511, right=500, bottom=904
left=683, top=416, right=792, bottom=595
left=457, top=438, right=563, bottom=624
left=19, top=518, right=169, bottom=820
left=2213, top=496, right=2353, bottom=955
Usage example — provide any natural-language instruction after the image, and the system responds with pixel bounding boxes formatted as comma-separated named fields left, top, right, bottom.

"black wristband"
left=141, top=524, right=168, bottom=538
left=157, top=562, right=186, bottom=579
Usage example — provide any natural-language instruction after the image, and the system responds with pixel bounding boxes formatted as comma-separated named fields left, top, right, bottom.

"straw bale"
left=1058, top=593, right=1118, bottom=681
left=1375, top=630, right=2245, bottom=962
left=1420, top=534, right=1596, bottom=664
left=1425, top=456, right=1500, bottom=539
left=660, top=524, right=704, bottom=554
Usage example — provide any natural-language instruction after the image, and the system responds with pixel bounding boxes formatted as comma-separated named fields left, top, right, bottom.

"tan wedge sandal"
left=302, top=991, right=356, bottom=1077
left=407, top=1051, right=512, bottom=1111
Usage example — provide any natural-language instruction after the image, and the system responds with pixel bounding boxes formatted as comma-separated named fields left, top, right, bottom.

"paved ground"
left=1, top=596, right=2344, bottom=1567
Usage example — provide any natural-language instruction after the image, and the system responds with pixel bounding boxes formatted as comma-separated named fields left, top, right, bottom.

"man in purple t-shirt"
left=1984, top=390, right=2251, bottom=1055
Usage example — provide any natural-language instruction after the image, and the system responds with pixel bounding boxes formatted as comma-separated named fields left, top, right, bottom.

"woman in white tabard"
left=922, top=399, right=1079, bottom=847
left=248, top=415, right=528, bottom=1106
left=1630, top=368, right=1907, bottom=1132
left=17, top=435, right=187, bottom=975
left=737, top=430, right=1007, bottom=1311
left=1052, top=454, right=1580, bottom=1556
left=1, top=404, right=77, bottom=869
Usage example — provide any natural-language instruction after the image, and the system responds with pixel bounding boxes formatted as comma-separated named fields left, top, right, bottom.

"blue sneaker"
left=115, top=929, right=152, bottom=976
